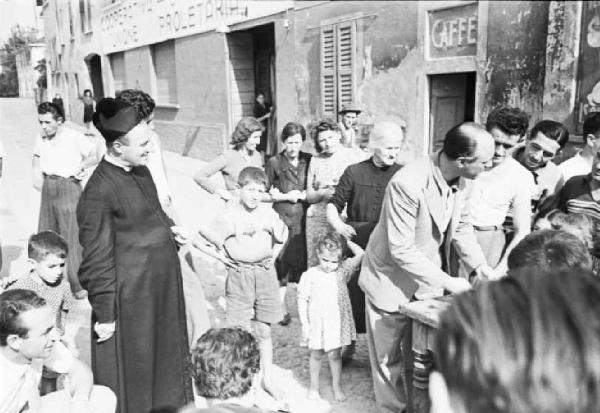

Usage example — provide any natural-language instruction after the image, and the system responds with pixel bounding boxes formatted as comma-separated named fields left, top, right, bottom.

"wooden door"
left=429, top=73, right=471, bottom=152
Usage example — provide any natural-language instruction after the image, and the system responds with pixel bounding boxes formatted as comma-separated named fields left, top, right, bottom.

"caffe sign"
left=428, top=3, right=478, bottom=59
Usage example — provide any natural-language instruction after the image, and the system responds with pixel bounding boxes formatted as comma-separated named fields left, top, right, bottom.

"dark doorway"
left=86, top=54, right=104, bottom=99
left=227, top=23, right=276, bottom=155
left=429, top=72, right=476, bottom=152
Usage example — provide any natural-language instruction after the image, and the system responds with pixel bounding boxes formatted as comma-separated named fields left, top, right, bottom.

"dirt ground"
left=191, top=254, right=377, bottom=413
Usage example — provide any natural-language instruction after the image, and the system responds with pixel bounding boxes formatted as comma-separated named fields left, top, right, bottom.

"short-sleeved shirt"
left=512, top=146, right=563, bottom=208
left=469, top=157, right=535, bottom=227
left=206, top=203, right=287, bottom=263
left=33, top=127, right=94, bottom=177
left=559, top=153, right=591, bottom=183
left=0, top=341, right=74, bottom=413
left=9, top=273, right=73, bottom=331
left=198, top=150, right=263, bottom=193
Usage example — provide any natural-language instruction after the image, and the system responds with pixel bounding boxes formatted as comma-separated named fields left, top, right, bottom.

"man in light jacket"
left=359, top=122, right=496, bottom=413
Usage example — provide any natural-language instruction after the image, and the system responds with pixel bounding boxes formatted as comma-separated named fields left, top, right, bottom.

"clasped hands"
left=94, top=321, right=116, bottom=343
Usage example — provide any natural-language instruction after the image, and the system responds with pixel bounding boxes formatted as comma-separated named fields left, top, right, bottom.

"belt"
left=43, top=173, right=78, bottom=182
left=473, top=225, right=503, bottom=231
left=231, top=258, right=272, bottom=270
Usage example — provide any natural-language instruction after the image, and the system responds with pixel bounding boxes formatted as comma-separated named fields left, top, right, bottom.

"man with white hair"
left=326, top=120, right=404, bottom=358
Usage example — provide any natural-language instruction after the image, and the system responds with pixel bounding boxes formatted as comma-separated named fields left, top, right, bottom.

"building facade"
left=16, top=42, right=46, bottom=101
left=42, top=0, right=586, bottom=161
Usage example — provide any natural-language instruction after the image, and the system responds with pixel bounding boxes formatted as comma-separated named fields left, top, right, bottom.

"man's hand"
left=73, top=168, right=87, bottom=181
left=334, top=222, right=357, bottom=240
left=94, top=322, right=115, bottom=343
left=444, top=277, right=472, bottom=295
left=171, top=226, right=189, bottom=246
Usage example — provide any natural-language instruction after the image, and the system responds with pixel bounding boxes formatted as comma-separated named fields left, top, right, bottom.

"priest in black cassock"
left=77, top=98, right=193, bottom=413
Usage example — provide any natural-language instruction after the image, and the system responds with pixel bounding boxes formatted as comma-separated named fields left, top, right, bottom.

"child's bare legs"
left=252, top=321, right=285, bottom=400
left=328, top=348, right=346, bottom=402
left=309, top=349, right=324, bottom=399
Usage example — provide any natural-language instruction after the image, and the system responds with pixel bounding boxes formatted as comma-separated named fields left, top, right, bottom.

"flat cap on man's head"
left=339, top=102, right=362, bottom=114
left=93, top=98, right=140, bottom=144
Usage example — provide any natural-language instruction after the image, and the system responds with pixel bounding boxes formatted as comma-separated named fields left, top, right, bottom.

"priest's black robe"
left=77, top=159, right=193, bottom=413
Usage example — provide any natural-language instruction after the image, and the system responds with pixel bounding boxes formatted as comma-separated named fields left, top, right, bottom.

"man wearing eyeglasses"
left=460, top=107, right=535, bottom=278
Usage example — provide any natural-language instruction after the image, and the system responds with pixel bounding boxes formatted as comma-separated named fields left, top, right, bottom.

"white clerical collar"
left=104, top=154, right=132, bottom=172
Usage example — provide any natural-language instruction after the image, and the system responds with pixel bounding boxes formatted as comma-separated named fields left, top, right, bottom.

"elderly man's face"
left=373, top=139, right=402, bottom=167
left=117, top=122, right=153, bottom=167
left=9, top=305, right=58, bottom=361
left=458, top=133, right=495, bottom=180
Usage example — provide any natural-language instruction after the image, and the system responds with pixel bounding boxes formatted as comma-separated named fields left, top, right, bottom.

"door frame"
left=417, top=1, right=489, bottom=154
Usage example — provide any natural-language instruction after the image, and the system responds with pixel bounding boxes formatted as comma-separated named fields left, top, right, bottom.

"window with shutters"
left=110, top=52, right=126, bottom=95
left=151, top=41, right=178, bottom=104
left=320, top=20, right=356, bottom=117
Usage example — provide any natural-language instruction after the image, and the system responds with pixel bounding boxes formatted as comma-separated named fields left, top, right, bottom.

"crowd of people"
left=2, top=88, right=600, bottom=413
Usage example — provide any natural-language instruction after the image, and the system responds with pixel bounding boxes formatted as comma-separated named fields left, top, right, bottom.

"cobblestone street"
left=0, top=98, right=375, bottom=413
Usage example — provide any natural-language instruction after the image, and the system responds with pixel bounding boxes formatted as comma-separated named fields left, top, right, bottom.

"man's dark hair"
left=238, top=166, right=268, bottom=189
left=434, top=269, right=600, bottom=413
left=0, top=289, right=47, bottom=346
left=529, top=120, right=569, bottom=148
left=442, top=122, right=487, bottom=160
left=116, top=89, right=156, bottom=122
left=37, top=101, right=64, bottom=122
left=28, top=230, right=68, bottom=262
left=485, top=107, right=529, bottom=138
left=583, top=112, right=600, bottom=141
left=191, top=327, right=260, bottom=400
left=311, top=118, right=340, bottom=153
left=281, top=121, right=306, bottom=142
left=507, top=229, right=592, bottom=272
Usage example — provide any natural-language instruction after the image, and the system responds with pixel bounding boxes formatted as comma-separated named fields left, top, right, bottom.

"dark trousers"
left=38, top=175, right=83, bottom=293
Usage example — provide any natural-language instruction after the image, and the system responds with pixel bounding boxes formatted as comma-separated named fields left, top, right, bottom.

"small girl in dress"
left=297, top=232, right=364, bottom=402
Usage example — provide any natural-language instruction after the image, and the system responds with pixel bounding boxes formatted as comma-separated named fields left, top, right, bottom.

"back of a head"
left=485, top=107, right=529, bottom=137
left=434, top=269, right=600, bottom=413
left=238, top=166, right=268, bottom=189
left=583, top=112, right=600, bottom=138
left=442, top=122, right=487, bottom=160
left=529, top=120, right=569, bottom=148
left=115, top=89, right=156, bottom=122
left=0, top=289, right=47, bottom=346
left=191, top=327, right=260, bottom=400
left=507, top=229, right=592, bottom=273
left=28, top=230, right=68, bottom=262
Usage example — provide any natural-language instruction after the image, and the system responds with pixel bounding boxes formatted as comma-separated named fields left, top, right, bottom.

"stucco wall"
left=292, top=1, right=420, bottom=157
left=483, top=1, right=550, bottom=125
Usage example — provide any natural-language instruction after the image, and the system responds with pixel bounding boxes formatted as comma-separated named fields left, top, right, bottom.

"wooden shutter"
left=110, top=52, right=126, bottom=94
left=336, top=21, right=355, bottom=109
left=320, top=25, right=336, bottom=117
left=153, top=41, right=177, bottom=104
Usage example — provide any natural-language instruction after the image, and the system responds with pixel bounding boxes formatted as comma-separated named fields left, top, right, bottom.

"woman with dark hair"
left=194, top=117, right=264, bottom=201
left=81, top=89, right=95, bottom=136
left=265, top=122, right=312, bottom=325
left=305, top=119, right=366, bottom=267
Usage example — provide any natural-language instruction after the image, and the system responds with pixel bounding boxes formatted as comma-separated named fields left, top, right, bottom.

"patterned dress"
left=306, top=147, right=367, bottom=267
left=297, top=255, right=361, bottom=352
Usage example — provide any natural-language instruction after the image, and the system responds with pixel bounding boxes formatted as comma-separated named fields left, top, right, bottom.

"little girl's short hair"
left=317, top=232, right=345, bottom=257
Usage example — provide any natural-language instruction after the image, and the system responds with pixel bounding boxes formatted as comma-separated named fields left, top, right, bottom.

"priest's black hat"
left=93, top=98, right=140, bottom=144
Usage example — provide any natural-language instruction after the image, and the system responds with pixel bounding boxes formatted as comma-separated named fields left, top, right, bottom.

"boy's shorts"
left=225, top=261, right=281, bottom=329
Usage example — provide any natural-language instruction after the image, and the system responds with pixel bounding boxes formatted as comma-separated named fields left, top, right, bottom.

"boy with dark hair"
left=8, top=230, right=75, bottom=393
left=194, top=166, right=288, bottom=402
left=9, top=231, right=73, bottom=334
left=560, top=112, right=600, bottom=182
